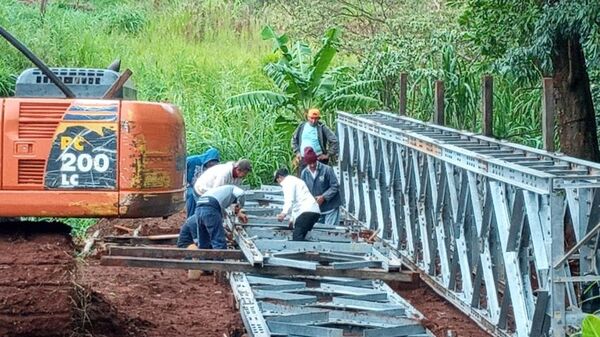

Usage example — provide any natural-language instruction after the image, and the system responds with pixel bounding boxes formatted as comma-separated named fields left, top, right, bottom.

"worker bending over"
left=177, top=184, right=248, bottom=249
left=185, top=148, right=220, bottom=217
left=274, top=168, right=321, bottom=241
left=194, top=159, right=252, bottom=196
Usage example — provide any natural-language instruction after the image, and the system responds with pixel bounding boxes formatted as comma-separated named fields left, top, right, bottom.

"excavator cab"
left=0, top=27, right=186, bottom=218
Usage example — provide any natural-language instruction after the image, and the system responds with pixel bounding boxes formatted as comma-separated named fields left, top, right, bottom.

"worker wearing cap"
left=274, top=167, right=321, bottom=241
left=194, top=159, right=252, bottom=196
left=291, top=108, right=338, bottom=174
left=300, top=147, right=342, bottom=226
left=177, top=184, right=248, bottom=250
left=185, top=148, right=220, bottom=218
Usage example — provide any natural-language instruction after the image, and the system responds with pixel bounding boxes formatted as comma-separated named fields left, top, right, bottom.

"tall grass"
left=360, top=31, right=544, bottom=147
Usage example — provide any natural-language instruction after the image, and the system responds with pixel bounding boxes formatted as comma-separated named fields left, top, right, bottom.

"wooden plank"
left=102, top=68, right=132, bottom=99
left=434, top=80, right=445, bottom=126
left=399, top=72, right=408, bottom=116
left=542, top=77, right=555, bottom=151
left=481, top=74, right=493, bottom=137
left=108, top=246, right=245, bottom=260
left=103, top=235, right=178, bottom=245
left=113, top=225, right=133, bottom=233
left=100, top=256, right=417, bottom=282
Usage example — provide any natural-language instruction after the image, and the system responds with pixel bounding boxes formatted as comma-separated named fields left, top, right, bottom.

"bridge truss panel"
left=337, top=111, right=600, bottom=337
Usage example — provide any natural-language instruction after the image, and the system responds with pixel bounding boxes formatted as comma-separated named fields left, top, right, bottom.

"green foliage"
left=63, top=218, right=98, bottom=238
left=454, top=0, right=600, bottom=148
left=265, top=1, right=459, bottom=58
left=453, top=0, right=540, bottom=63
left=227, top=25, right=381, bottom=130
left=102, top=6, right=148, bottom=34
left=357, top=4, right=545, bottom=146
left=454, top=0, right=600, bottom=85
left=582, top=314, right=600, bottom=337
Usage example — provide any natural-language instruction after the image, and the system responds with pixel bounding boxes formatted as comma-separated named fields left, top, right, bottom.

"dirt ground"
left=1, top=213, right=490, bottom=337
left=392, top=281, right=490, bottom=337
left=79, top=213, right=244, bottom=337
left=0, top=221, right=74, bottom=337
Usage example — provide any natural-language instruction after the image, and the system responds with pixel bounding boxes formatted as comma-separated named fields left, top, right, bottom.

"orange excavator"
left=0, top=27, right=186, bottom=337
left=0, top=27, right=186, bottom=217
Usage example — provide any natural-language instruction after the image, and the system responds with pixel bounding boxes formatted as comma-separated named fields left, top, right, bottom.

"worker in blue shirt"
left=186, top=148, right=220, bottom=217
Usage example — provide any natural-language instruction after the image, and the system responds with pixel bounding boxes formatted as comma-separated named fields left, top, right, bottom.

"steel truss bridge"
left=337, top=111, right=600, bottom=337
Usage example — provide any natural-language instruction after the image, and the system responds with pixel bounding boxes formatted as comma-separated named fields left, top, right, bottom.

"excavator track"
left=0, top=221, right=74, bottom=337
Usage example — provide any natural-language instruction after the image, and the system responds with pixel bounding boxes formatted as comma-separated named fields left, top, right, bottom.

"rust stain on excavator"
left=119, top=192, right=184, bottom=217
left=129, top=135, right=172, bottom=189
left=68, top=200, right=118, bottom=214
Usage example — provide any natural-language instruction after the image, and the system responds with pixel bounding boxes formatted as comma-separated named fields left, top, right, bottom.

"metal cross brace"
left=231, top=275, right=434, bottom=337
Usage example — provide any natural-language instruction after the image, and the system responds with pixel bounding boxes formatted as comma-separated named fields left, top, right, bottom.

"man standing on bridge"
left=291, top=108, right=338, bottom=174
left=300, top=147, right=341, bottom=226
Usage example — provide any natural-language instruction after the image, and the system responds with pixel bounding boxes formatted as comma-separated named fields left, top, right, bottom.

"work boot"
left=186, top=244, right=201, bottom=280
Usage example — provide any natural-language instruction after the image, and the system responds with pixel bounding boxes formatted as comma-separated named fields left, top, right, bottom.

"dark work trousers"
left=292, top=212, right=321, bottom=241
left=185, top=186, right=197, bottom=218
left=194, top=196, right=226, bottom=249
left=177, top=215, right=197, bottom=248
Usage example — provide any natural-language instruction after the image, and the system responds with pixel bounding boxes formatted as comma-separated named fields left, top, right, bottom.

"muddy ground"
left=0, top=221, right=74, bottom=337
left=1, top=212, right=491, bottom=337
left=80, top=212, right=244, bottom=337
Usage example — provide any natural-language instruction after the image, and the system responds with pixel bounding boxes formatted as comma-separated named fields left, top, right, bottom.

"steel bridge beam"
left=338, top=111, right=600, bottom=337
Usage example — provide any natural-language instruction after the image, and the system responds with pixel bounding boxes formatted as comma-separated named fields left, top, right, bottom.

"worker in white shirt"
left=177, top=184, right=248, bottom=249
left=194, top=159, right=252, bottom=196
left=274, top=167, right=321, bottom=241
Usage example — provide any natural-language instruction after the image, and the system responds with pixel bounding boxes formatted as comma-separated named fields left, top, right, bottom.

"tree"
left=226, top=26, right=381, bottom=128
left=458, top=0, right=600, bottom=162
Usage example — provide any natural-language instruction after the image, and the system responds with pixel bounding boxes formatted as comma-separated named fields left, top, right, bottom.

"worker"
left=291, top=108, right=338, bottom=174
left=194, top=159, right=252, bottom=196
left=185, top=148, right=220, bottom=217
left=300, top=147, right=341, bottom=226
left=274, top=167, right=321, bottom=241
left=177, top=184, right=248, bottom=249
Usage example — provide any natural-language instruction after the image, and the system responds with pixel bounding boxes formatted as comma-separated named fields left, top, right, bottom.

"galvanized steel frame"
left=230, top=273, right=434, bottom=337
left=337, top=111, right=600, bottom=337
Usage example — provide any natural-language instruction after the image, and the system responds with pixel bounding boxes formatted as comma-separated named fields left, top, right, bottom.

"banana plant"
left=227, top=25, right=381, bottom=129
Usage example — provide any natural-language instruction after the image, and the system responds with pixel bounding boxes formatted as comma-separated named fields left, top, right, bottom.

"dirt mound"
left=391, top=281, right=489, bottom=337
left=0, top=221, right=74, bottom=337
left=89, top=212, right=186, bottom=237
left=74, top=287, right=154, bottom=337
